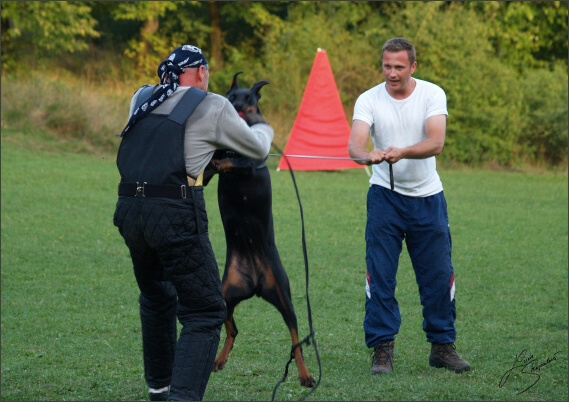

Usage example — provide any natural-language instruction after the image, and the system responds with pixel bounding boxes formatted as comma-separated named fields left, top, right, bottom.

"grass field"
left=1, top=130, right=567, bottom=401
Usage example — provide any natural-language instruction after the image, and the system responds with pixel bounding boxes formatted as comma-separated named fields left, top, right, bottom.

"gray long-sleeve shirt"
left=129, top=86, right=274, bottom=178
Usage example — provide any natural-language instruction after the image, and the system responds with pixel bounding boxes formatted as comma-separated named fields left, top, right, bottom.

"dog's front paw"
left=211, top=158, right=234, bottom=173
left=243, top=112, right=267, bottom=126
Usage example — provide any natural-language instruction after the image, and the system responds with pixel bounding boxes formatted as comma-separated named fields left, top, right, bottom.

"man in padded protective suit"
left=113, top=45, right=274, bottom=401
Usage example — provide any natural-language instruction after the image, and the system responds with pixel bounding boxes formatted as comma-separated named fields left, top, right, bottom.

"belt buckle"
left=136, top=181, right=147, bottom=197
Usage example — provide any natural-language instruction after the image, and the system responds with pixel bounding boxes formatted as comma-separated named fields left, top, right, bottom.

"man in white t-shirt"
left=348, top=37, right=470, bottom=375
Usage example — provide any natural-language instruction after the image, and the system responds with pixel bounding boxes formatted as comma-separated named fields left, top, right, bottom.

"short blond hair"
left=381, top=37, right=416, bottom=65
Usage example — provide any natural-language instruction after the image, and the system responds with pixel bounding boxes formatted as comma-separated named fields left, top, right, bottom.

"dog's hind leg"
left=213, top=257, right=256, bottom=372
left=213, top=303, right=237, bottom=372
left=260, top=267, right=316, bottom=388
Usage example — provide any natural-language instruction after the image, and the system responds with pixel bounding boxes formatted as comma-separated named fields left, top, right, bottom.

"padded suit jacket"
left=127, top=85, right=274, bottom=179
left=114, top=88, right=214, bottom=274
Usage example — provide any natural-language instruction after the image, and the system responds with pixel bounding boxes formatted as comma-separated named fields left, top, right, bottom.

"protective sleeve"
left=213, top=99, right=274, bottom=160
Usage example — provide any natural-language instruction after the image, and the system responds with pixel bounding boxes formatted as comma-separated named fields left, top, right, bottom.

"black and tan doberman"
left=210, top=72, right=315, bottom=388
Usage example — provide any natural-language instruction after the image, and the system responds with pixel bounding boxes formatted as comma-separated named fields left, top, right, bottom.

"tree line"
left=2, top=1, right=567, bottom=167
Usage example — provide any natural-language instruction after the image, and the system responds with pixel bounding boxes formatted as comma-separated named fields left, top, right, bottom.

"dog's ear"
left=226, top=71, right=244, bottom=96
left=251, top=80, right=270, bottom=100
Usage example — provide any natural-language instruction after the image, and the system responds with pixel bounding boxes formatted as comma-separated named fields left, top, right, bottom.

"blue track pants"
left=364, top=185, right=457, bottom=348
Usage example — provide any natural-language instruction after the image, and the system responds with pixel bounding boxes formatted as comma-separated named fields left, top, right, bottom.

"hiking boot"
left=371, top=341, right=394, bottom=374
left=429, top=343, right=471, bottom=373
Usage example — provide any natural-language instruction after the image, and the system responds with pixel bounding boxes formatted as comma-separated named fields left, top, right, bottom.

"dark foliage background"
left=2, top=1, right=567, bottom=168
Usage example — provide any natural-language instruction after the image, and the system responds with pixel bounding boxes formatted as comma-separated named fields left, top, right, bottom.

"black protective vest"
left=117, top=87, right=206, bottom=187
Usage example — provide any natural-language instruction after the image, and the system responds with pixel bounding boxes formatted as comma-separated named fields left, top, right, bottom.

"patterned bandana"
left=120, top=45, right=208, bottom=136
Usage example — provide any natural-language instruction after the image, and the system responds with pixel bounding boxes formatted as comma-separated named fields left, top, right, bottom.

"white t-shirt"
left=353, top=78, right=447, bottom=197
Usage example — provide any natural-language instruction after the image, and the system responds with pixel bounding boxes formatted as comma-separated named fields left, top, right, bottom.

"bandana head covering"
left=121, top=45, right=208, bottom=136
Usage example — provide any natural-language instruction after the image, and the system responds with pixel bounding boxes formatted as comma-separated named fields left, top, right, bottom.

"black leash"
left=270, top=143, right=322, bottom=401
left=267, top=149, right=392, bottom=400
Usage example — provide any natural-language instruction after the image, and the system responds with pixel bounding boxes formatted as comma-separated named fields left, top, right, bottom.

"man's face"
left=382, top=50, right=417, bottom=96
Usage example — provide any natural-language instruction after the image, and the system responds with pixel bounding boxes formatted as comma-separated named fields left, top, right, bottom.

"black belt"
left=118, top=182, right=188, bottom=199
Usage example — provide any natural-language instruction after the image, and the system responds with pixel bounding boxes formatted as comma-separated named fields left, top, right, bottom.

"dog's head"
left=225, top=71, right=269, bottom=117
left=202, top=72, right=269, bottom=181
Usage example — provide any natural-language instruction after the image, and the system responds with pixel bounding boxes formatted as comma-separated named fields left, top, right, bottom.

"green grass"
left=1, top=130, right=567, bottom=401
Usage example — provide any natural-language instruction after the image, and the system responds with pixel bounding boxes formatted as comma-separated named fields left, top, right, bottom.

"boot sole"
left=371, top=367, right=393, bottom=374
left=429, top=357, right=470, bottom=373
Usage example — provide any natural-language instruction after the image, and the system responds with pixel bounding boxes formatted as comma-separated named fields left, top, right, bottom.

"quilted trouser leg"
left=168, top=324, right=220, bottom=401
left=139, top=282, right=178, bottom=389
left=153, top=190, right=225, bottom=401
left=115, top=192, right=225, bottom=401
left=164, top=255, right=225, bottom=401
left=115, top=198, right=178, bottom=389
left=165, top=190, right=225, bottom=400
